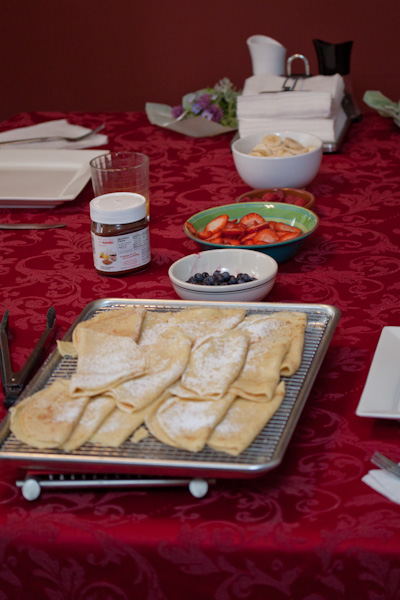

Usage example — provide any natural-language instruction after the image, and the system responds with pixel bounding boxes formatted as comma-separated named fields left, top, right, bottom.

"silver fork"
left=0, top=124, right=105, bottom=145
left=371, top=451, right=400, bottom=479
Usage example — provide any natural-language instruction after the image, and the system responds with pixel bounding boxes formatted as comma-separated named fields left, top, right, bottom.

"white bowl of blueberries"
left=168, top=248, right=278, bottom=302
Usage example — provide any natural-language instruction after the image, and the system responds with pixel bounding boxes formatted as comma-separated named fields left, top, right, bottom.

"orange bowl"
left=235, top=187, right=315, bottom=211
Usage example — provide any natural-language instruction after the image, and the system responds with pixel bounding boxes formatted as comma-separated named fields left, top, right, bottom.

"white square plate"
left=0, top=149, right=108, bottom=208
left=356, top=327, right=400, bottom=419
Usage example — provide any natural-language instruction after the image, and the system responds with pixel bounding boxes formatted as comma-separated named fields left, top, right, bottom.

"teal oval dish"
left=183, top=202, right=319, bottom=263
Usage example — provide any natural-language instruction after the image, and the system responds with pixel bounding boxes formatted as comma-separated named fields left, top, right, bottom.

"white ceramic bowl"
left=232, top=131, right=323, bottom=189
left=168, top=249, right=278, bottom=302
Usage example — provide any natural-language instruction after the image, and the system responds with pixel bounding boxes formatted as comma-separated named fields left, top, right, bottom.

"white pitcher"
left=247, top=35, right=286, bottom=76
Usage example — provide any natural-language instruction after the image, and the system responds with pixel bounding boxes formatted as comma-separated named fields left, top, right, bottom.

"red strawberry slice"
left=278, top=231, right=301, bottom=242
left=197, top=230, right=213, bottom=239
left=239, top=232, right=257, bottom=244
left=204, top=214, right=229, bottom=233
left=207, top=232, right=223, bottom=243
left=221, top=223, right=247, bottom=238
left=252, top=229, right=280, bottom=245
left=273, top=223, right=302, bottom=234
left=239, top=213, right=266, bottom=228
left=221, top=238, right=241, bottom=246
left=244, top=222, right=270, bottom=235
left=185, top=222, right=197, bottom=236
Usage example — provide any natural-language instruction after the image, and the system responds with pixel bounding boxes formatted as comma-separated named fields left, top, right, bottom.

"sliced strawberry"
left=252, top=229, right=280, bottom=245
left=245, top=222, right=270, bottom=235
left=185, top=222, right=197, bottom=236
left=223, top=219, right=238, bottom=226
left=197, top=230, right=213, bottom=239
left=240, top=232, right=257, bottom=244
left=207, top=232, right=223, bottom=243
left=221, top=238, right=241, bottom=246
left=273, top=223, right=302, bottom=234
left=239, top=213, right=265, bottom=228
left=278, top=231, right=301, bottom=242
left=221, top=223, right=247, bottom=238
left=204, top=214, right=229, bottom=233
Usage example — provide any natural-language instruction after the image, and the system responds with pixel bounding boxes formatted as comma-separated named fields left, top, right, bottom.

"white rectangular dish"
left=356, top=327, right=400, bottom=419
left=0, top=149, right=108, bottom=208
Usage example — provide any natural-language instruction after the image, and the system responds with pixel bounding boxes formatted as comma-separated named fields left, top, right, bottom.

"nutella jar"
left=90, top=192, right=151, bottom=276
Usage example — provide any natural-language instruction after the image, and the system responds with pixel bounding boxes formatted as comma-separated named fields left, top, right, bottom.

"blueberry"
left=203, top=275, right=215, bottom=285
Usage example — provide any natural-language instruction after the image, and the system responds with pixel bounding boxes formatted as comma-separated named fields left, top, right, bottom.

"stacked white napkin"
left=0, top=119, right=108, bottom=149
left=237, top=73, right=347, bottom=143
left=362, top=466, right=400, bottom=505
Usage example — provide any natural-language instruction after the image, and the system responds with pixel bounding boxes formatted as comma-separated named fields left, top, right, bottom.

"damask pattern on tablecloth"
left=0, top=111, right=400, bottom=599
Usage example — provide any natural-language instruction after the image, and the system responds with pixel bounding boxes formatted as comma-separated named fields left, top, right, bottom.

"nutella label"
left=91, top=227, right=150, bottom=273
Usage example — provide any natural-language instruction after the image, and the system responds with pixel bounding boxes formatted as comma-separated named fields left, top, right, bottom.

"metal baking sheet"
left=0, top=298, right=340, bottom=478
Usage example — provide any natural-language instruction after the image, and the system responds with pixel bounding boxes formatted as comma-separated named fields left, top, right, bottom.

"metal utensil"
left=371, top=451, right=400, bottom=479
left=0, top=223, right=67, bottom=230
left=0, top=124, right=104, bottom=145
left=0, top=307, right=57, bottom=409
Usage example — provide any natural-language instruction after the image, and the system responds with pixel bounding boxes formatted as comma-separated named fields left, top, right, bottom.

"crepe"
left=237, top=311, right=307, bottom=376
left=69, top=329, right=147, bottom=397
left=172, top=329, right=249, bottom=400
left=61, top=394, right=115, bottom=451
left=208, top=381, right=286, bottom=456
left=229, top=339, right=289, bottom=402
left=110, top=332, right=191, bottom=412
left=146, top=392, right=236, bottom=452
left=73, top=306, right=146, bottom=353
left=9, top=379, right=90, bottom=449
left=138, top=307, right=246, bottom=346
left=89, top=404, right=151, bottom=447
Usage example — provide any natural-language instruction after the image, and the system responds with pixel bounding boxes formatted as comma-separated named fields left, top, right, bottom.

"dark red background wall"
left=1, top=0, right=398, bottom=122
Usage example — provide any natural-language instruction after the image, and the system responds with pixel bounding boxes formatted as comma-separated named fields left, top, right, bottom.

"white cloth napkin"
left=239, top=73, right=345, bottom=119
left=0, top=119, right=108, bottom=149
left=362, top=467, right=400, bottom=505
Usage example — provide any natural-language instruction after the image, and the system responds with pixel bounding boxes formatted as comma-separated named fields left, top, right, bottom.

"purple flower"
left=196, top=94, right=212, bottom=109
left=172, top=105, right=184, bottom=119
left=202, top=104, right=224, bottom=123
left=191, top=102, right=202, bottom=115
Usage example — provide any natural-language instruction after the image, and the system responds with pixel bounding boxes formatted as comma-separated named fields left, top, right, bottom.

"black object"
left=0, top=307, right=57, bottom=409
left=313, top=39, right=362, bottom=122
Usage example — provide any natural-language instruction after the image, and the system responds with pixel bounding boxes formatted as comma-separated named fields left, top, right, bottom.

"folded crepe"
left=9, top=379, right=90, bottom=449
left=146, top=392, right=236, bottom=452
left=229, top=339, right=289, bottom=402
left=109, top=332, right=192, bottom=412
left=237, top=311, right=307, bottom=376
left=73, top=306, right=146, bottom=353
left=69, top=329, right=147, bottom=397
left=61, top=394, right=116, bottom=451
left=172, top=329, right=249, bottom=400
left=208, top=381, right=286, bottom=456
left=89, top=404, right=152, bottom=447
left=138, top=307, right=246, bottom=346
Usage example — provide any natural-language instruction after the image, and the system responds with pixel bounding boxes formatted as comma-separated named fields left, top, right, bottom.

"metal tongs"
left=0, top=307, right=57, bottom=409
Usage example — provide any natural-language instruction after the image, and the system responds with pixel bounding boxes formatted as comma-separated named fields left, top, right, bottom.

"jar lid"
left=90, top=192, right=147, bottom=224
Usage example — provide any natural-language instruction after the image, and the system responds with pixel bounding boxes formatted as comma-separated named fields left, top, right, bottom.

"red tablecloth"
left=1, top=111, right=400, bottom=600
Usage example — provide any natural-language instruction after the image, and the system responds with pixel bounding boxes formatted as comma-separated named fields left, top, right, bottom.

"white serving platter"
left=0, top=149, right=109, bottom=208
left=356, top=327, right=400, bottom=419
